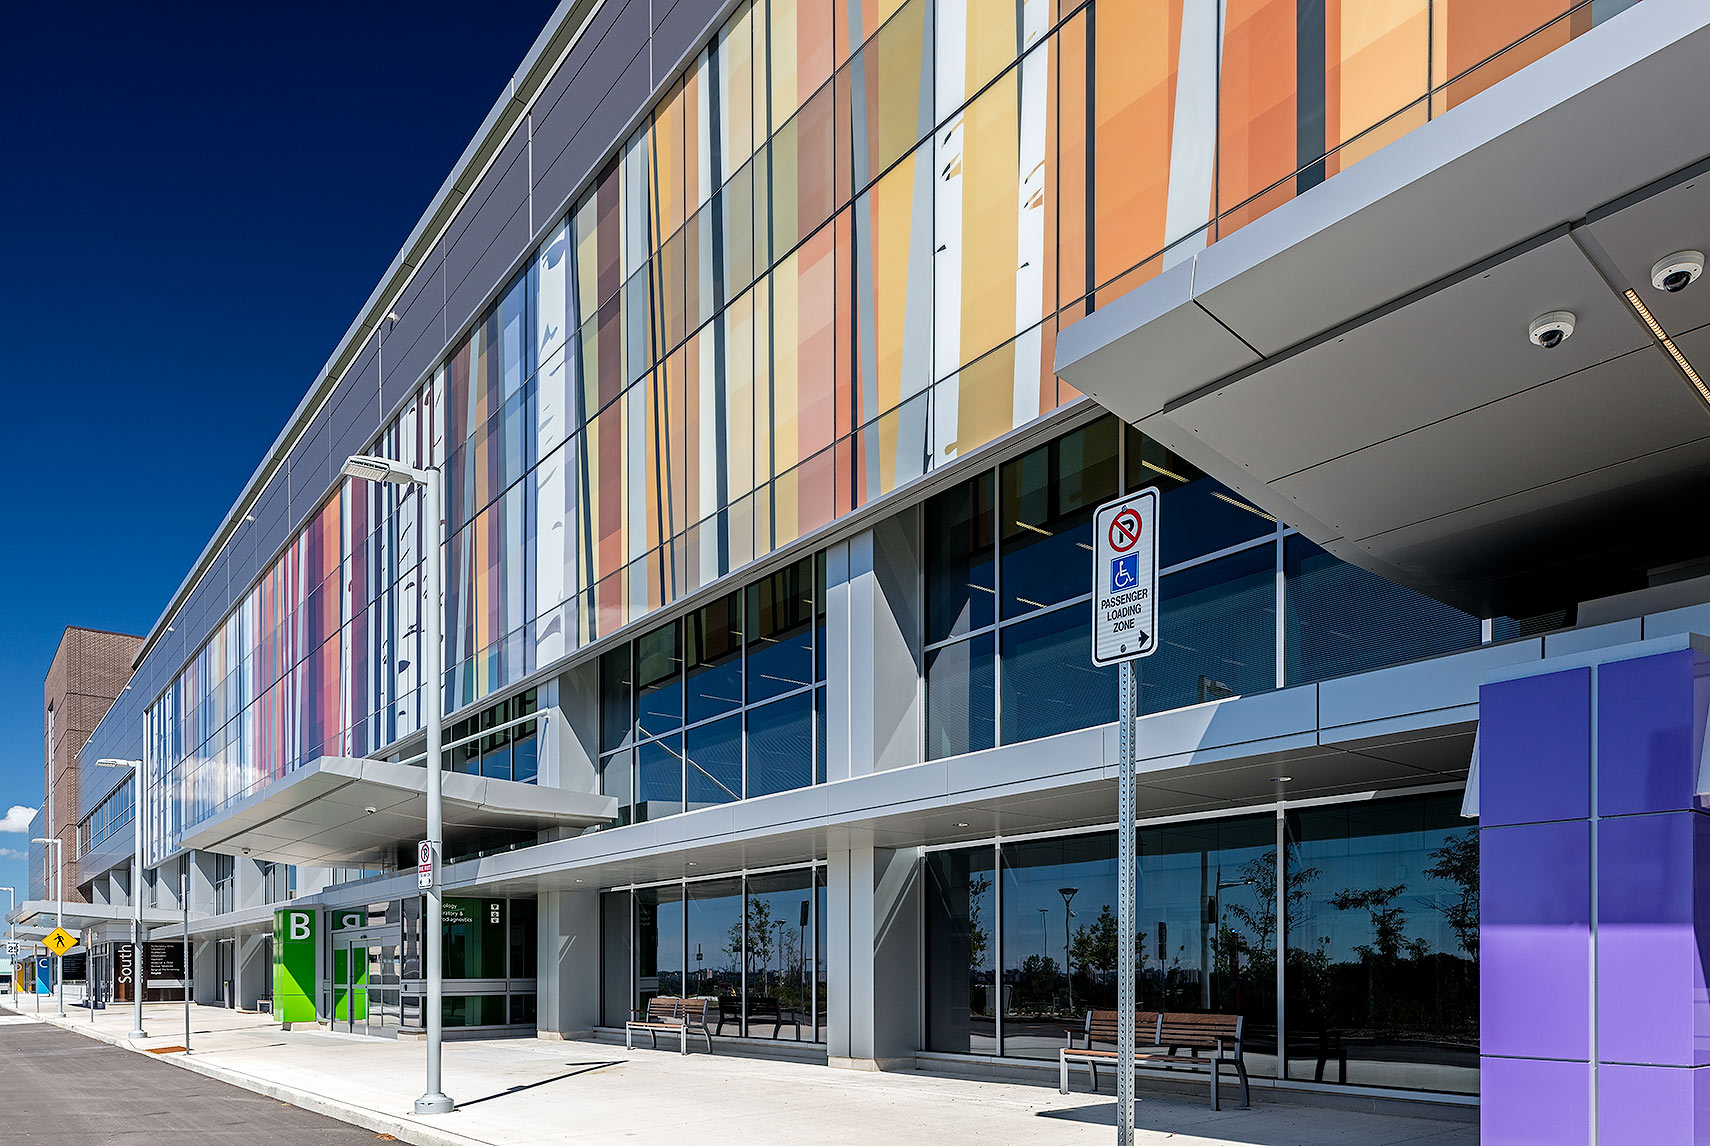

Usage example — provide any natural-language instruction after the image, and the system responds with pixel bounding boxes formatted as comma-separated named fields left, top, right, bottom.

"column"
left=1479, top=640, right=1710, bottom=1146
left=825, top=511, right=924, bottom=782
left=826, top=846, right=922, bottom=1070
left=537, top=889, right=600, bottom=1039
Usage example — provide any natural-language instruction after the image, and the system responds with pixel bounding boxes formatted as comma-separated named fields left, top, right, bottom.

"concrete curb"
left=22, top=1009, right=491, bottom=1146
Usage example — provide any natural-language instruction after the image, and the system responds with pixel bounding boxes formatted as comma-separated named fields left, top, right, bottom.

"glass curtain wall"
left=1283, top=794, right=1477, bottom=1092
left=143, top=0, right=1614, bottom=863
left=925, top=416, right=1491, bottom=758
left=923, top=792, right=1475, bottom=1094
left=603, top=865, right=825, bottom=1043
left=599, top=557, right=828, bottom=824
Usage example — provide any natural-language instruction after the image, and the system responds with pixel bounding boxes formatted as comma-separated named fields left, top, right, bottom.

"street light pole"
left=341, top=452, right=452, bottom=1116
left=97, top=758, right=148, bottom=1039
left=32, top=837, right=63, bottom=1016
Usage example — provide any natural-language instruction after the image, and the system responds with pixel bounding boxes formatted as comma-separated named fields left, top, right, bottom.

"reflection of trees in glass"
left=1328, top=884, right=1419, bottom=962
left=723, top=897, right=808, bottom=1009
left=1425, top=830, right=1478, bottom=957
left=967, top=873, right=991, bottom=970
left=1071, top=905, right=1119, bottom=981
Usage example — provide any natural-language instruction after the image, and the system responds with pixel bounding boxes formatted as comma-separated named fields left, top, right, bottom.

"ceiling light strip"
left=1624, top=289, right=1710, bottom=408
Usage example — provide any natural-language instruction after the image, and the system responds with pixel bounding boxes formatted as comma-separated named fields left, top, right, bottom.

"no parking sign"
left=1091, top=489, right=1160, bottom=665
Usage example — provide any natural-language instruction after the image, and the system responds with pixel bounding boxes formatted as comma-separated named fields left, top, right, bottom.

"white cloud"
left=0, top=806, right=38, bottom=834
left=0, top=848, right=24, bottom=860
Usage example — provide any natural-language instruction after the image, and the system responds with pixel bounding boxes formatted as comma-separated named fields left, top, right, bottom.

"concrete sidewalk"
left=19, top=999, right=1478, bottom=1146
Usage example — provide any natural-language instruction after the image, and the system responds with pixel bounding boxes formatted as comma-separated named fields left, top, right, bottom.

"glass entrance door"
left=216, top=939, right=236, bottom=1008
left=333, top=934, right=401, bottom=1036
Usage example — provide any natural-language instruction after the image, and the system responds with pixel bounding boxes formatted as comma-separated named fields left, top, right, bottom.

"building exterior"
left=17, top=0, right=1710, bottom=1141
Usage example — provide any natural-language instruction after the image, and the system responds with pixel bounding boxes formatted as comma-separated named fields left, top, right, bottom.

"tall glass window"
left=599, top=555, right=827, bottom=823
left=924, top=415, right=1282, bottom=759
left=1283, top=795, right=1478, bottom=1093
left=744, top=869, right=815, bottom=1041
left=606, top=866, right=825, bottom=1043
left=923, top=793, right=1466, bottom=1093
left=924, top=847, right=998, bottom=1054
left=635, top=884, right=685, bottom=1008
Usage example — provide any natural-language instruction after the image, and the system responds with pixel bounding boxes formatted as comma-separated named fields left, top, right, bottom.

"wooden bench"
left=1059, top=1010, right=1251, bottom=1110
left=625, top=996, right=714, bottom=1054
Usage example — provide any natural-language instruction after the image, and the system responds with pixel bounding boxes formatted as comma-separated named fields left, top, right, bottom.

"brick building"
left=39, top=627, right=142, bottom=904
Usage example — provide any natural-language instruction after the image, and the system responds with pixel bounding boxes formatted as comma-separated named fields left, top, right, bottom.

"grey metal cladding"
left=382, top=256, right=445, bottom=413
left=531, top=0, right=650, bottom=221
left=534, top=42, right=652, bottom=231
left=445, top=129, right=530, bottom=331
left=332, top=336, right=382, bottom=464
left=652, top=0, right=720, bottom=88
left=531, top=0, right=644, bottom=174
left=448, top=196, right=531, bottom=334
left=287, top=399, right=333, bottom=523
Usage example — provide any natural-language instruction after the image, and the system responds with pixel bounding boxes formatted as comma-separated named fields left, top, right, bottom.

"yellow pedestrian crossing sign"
left=42, top=927, right=77, bottom=956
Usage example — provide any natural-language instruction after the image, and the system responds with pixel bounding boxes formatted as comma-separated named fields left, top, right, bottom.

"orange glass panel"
left=1324, top=0, right=1427, bottom=154
left=653, top=77, right=687, bottom=247
left=1093, top=0, right=1181, bottom=289
left=1432, top=0, right=1574, bottom=90
left=1432, top=4, right=1579, bottom=113
left=1219, top=0, right=1297, bottom=221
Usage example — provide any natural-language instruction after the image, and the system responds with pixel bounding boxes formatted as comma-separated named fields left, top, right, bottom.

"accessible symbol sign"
left=1092, top=489, right=1160, bottom=665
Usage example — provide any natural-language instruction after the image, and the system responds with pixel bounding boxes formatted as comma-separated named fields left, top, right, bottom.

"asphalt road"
left=0, top=1004, right=378, bottom=1144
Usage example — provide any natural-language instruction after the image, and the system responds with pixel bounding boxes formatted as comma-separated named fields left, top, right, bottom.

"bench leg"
left=1059, top=1056, right=1069, bottom=1096
left=626, top=1027, right=633, bottom=1051
left=701, top=1025, right=713, bottom=1053
left=649, top=1028, right=660, bottom=1050
left=1211, top=1057, right=1221, bottom=1112
left=1235, top=1059, right=1250, bottom=1109
left=1088, top=1059, right=1099, bottom=1094
left=680, top=1026, right=689, bottom=1055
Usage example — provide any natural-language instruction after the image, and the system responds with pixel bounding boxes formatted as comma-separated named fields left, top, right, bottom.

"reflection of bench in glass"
left=626, top=996, right=714, bottom=1054
left=1287, top=1029, right=1347, bottom=1083
left=1059, top=1010, right=1251, bottom=1111
left=713, top=995, right=803, bottom=1039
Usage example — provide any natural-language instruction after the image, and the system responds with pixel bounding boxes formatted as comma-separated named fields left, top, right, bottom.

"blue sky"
left=0, top=1, right=558, bottom=901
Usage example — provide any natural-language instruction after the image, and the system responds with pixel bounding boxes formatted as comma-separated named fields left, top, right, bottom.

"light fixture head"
left=342, top=454, right=427, bottom=487
left=1272, top=775, right=1293, bottom=783
left=1651, top=250, right=1704, bottom=294
left=1528, top=311, right=1576, bottom=349
left=364, top=806, right=378, bottom=815
left=954, top=822, right=969, bottom=828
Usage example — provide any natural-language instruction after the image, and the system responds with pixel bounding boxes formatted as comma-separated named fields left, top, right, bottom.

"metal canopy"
left=448, top=716, right=1474, bottom=897
left=1055, top=2, right=1710, bottom=617
left=177, top=755, right=617, bottom=867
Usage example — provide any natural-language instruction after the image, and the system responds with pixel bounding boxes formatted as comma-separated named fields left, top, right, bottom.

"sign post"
left=1092, top=489, right=1161, bottom=1146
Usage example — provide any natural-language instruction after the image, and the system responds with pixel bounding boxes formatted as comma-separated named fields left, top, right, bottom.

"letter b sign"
left=288, top=912, right=312, bottom=941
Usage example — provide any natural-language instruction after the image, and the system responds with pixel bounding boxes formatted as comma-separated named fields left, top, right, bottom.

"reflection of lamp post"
left=798, top=900, right=809, bottom=1004
left=1058, top=887, right=1078, bottom=1014
left=695, top=943, right=703, bottom=995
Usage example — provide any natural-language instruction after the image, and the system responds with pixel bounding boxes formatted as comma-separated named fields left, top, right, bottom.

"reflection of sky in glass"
left=687, top=879, right=743, bottom=996
left=1288, top=798, right=1473, bottom=964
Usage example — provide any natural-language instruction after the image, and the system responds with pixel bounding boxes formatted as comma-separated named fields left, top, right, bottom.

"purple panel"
left=1482, top=1057, right=1591, bottom=1146
left=1480, top=668, right=1591, bottom=826
left=1482, top=821, right=1592, bottom=1060
left=1599, top=650, right=1700, bottom=817
left=1598, top=812, right=1710, bottom=1066
left=1597, top=1063, right=1709, bottom=1146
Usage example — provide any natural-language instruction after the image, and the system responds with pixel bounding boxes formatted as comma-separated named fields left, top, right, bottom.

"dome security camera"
left=1650, top=251, right=1704, bottom=294
left=1529, top=311, right=1576, bottom=349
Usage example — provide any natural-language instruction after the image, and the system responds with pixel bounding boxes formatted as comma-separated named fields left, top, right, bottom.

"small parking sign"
left=1092, top=489, right=1160, bottom=665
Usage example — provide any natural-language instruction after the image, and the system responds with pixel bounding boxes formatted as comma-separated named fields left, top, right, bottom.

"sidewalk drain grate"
left=144, top=1045, right=189, bottom=1054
